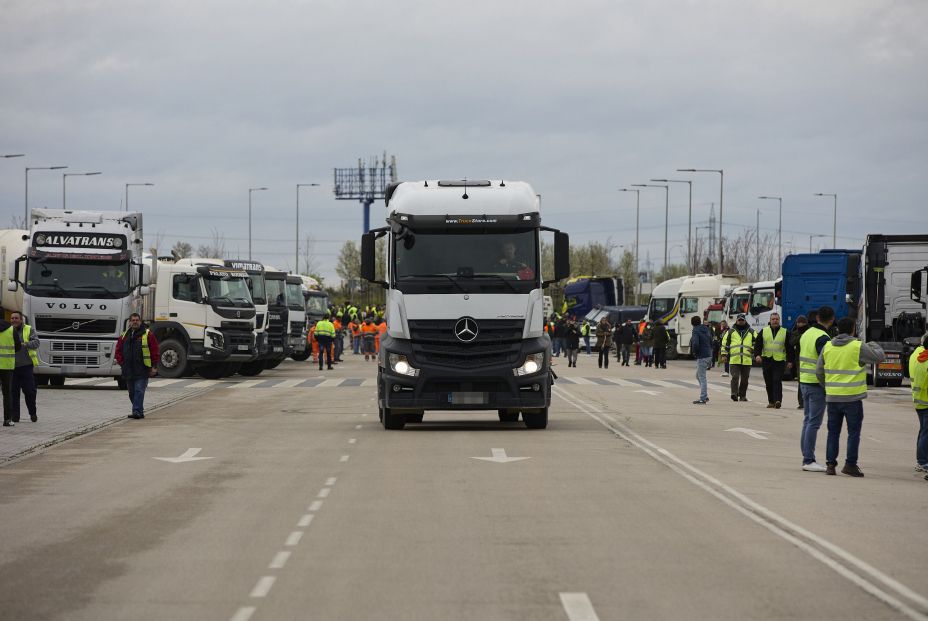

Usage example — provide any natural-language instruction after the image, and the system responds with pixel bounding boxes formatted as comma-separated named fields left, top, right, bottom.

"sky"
left=1, top=0, right=925, bottom=284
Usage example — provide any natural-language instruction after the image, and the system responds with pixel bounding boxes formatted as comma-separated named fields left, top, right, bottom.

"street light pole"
left=678, top=168, right=723, bottom=271
left=651, top=178, right=693, bottom=273
left=25, top=165, right=67, bottom=224
left=619, top=188, right=640, bottom=303
left=632, top=183, right=670, bottom=273
left=809, top=234, right=827, bottom=253
left=758, top=196, right=783, bottom=271
left=814, top=193, right=837, bottom=247
left=248, top=187, right=268, bottom=260
left=62, top=172, right=101, bottom=209
left=296, top=183, right=320, bottom=273
left=125, top=182, right=154, bottom=212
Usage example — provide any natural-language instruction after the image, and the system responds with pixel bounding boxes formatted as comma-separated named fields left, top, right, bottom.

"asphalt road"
left=0, top=353, right=925, bottom=621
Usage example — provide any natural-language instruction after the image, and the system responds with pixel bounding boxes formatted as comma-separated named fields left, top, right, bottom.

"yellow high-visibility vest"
left=0, top=325, right=39, bottom=368
left=724, top=329, right=754, bottom=365
left=821, top=339, right=866, bottom=398
left=909, top=346, right=928, bottom=409
left=121, top=328, right=152, bottom=367
left=799, top=326, right=829, bottom=384
left=761, top=326, right=787, bottom=362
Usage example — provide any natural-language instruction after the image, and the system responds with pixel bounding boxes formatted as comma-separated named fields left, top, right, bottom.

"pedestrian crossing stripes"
left=42, top=375, right=916, bottom=395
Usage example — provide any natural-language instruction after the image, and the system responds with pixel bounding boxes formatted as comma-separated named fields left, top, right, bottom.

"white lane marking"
left=868, top=436, right=884, bottom=443
left=553, top=385, right=928, bottom=621
left=309, top=500, right=324, bottom=511
left=348, top=438, right=357, bottom=444
left=269, top=551, right=291, bottom=569
left=229, top=606, right=256, bottom=621
left=275, top=379, right=305, bottom=388
left=153, top=448, right=214, bottom=463
left=317, top=488, right=331, bottom=498
left=325, top=477, right=337, bottom=486
left=642, top=379, right=681, bottom=388
left=354, top=424, right=363, bottom=430
left=470, top=448, right=531, bottom=463
left=285, top=531, right=303, bottom=546
left=600, top=377, right=639, bottom=387
left=250, top=576, right=276, bottom=598
left=633, top=389, right=661, bottom=396
left=297, top=514, right=315, bottom=527
left=64, top=377, right=103, bottom=385
left=233, top=380, right=265, bottom=389
left=568, top=376, right=596, bottom=385
left=148, top=378, right=186, bottom=388
left=726, top=427, right=771, bottom=440
left=186, top=380, right=220, bottom=389
left=318, top=378, right=345, bottom=387
left=361, top=413, right=369, bottom=417
left=340, top=455, right=350, bottom=462
left=560, top=592, right=600, bottom=621
left=361, top=378, right=377, bottom=387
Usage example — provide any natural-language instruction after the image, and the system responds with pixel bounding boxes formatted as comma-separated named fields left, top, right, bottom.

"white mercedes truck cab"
left=360, top=179, right=570, bottom=430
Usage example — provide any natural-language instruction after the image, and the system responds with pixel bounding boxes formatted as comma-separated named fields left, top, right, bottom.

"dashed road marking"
left=285, top=531, right=303, bottom=546
left=249, top=576, right=276, bottom=598
left=325, top=477, right=337, bottom=485
left=560, top=592, right=601, bottom=621
left=297, top=514, right=314, bottom=527
left=340, top=454, right=350, bottom=462
left=309, top=500, right=324, bottom=511
left=318, top=488, right=331, bottom=498
left=269, top=551, right=291, bottom=569
left=229, top=606, right=256, bottom=621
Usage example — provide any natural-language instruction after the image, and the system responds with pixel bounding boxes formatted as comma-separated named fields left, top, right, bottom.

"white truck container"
left=146, top=258, right=257, bottom=379
left=7, top=210, right=149, bottom=387
left=674, top=274, right=743, bottom=356
left=360, top=179, right=570, bottom=430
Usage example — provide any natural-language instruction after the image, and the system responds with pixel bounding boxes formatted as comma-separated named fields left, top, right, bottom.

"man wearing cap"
left=720, top=314, right=755, bottom=402
left=815, top=316, right=884, bottom=477
left=754, top=312, right=790, bottom=408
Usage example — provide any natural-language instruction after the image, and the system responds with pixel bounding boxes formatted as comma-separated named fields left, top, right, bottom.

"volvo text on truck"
left=360, top=179, right=570, bottom=430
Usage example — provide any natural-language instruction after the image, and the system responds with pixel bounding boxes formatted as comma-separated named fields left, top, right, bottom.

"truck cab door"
left=169, top=274, right=207, bottom=335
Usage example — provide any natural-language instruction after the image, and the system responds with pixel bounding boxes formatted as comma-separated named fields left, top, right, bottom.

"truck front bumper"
left=35, top=337, right=121, bottom=376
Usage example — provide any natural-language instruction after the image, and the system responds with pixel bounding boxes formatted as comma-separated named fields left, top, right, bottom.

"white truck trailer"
left=6, top=210, right=149, bottom=387
left=360, top=179, right=570, bottom=430
left=645, top=275, right=687, bottom=360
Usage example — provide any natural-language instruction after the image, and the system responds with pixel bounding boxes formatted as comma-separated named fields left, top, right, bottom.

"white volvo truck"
left=285, top=274, right=308, bottom=359
left=360, top=179, right=570, bottom=430
left=225, top=259, right=271, bottom=376
left=7, top=210, right=149, bottom=387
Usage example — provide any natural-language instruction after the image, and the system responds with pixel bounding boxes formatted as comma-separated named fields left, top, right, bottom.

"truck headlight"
left=206, top=330, right=224, bottom=351
left=388, top=353, right=419, bottom=377
left=514, top=352, right=544, bottom=376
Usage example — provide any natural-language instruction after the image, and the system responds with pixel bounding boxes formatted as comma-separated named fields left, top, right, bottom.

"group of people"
left=310, top=309, right=387, bottom=371
left=547, top=315, right=673, bottom=370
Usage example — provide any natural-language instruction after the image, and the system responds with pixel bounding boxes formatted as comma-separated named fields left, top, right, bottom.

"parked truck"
left=225, top=259, right=272, bottom=376
left=146, top=258, right=257, bottom=379
left=285, top=274, right=308, bottom=360
left=360, top=179, right=570, bottom=430
left=781, top=234, right=928, bottom=386
left=262, top=267, right=290, bottom=369
left=5, top=210, right=149, bottom=387
left=674, top=273, right=742, bottom=356
left=562, top=276, right=623, bottom=319
left=646, top=276, right=687, bottom=360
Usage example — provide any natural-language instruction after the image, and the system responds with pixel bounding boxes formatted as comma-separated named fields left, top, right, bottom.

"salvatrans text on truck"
left=33, top=232, right=127, bottom=249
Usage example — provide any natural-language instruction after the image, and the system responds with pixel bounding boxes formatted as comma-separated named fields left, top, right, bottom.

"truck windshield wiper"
left=73, top=283, right=120, bottom=296
left=27, top=282, right=71, bottom=297
left=402, top=274, right=469, bottom=294
left=468, top=274, right=519, bottom=293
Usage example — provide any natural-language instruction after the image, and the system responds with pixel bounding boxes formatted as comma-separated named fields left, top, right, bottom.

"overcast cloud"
left=2, top=0, right=925, bottom=281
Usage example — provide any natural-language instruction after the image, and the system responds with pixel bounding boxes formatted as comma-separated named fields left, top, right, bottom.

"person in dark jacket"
left=615, top=319, right=637, bottom=366
left=595, top=317, right=613, bottom=369
left=114, top=313, right=160, bottom=420
left=9, top=311, right=40, bottom=423
left=690, top=316, right=713, bottom=404
left=652, top=320, right=670, bottom=369
left=564, top=318, right=581, bottom=367
left=788, top=315, right=808, bottom=409
left=754, top=312, right=790, bottom=408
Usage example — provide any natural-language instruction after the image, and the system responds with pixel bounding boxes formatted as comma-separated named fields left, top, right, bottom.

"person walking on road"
left=639, top=322, right=655, bottom=367
left=789, top=315, right=809, bottom=409
left=754, top=312, right=789, bottom=409
left=596, top=316, right=613, bottom=369
left=798, top=306, right=835, bottom=472
left=314, top=314, right=336, bottom=370
left=114, top=313, right=160, bottom=420
left=564, top=318, right=581, bottom=367
left=0, top=316, right=17, bottom=427
left=360, top=316, right=377, bottom=362
left=716, top=320, right=730, bottom=377
left=581, top=321, right=591, bottom=356
left=816, top=316, right=885, bottom=477
left=652, top=320, right=669, bottom=369
left=690, top=315, right=713, bottom=405
left=616, top=319, right=636, bottom=366
left=9, top=311, right=40, bottom=423
left=909, top=332, right=928, bottom=479
left=721, top=314, right=755, bottom=402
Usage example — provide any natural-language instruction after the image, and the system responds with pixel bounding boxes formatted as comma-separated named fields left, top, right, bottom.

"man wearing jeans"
left=816, top=317, right=884, bottom=477
left=115, top=313, right=160, bottom=420
left=689, top=315, right=713, bottom=404
left=797, top=306, right=834, bottom=472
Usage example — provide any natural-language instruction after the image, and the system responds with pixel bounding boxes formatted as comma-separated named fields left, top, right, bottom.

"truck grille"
left=35, top=317, right=118, bottom=334
left=51, top=342, right=100, bottom=352
left=50, top=355, right=101, bottom=365
left=222, top=330, right=254, bottom=348
left=290, top=322, right=305, bottom=337
left=407, top=319, right=524, bottom=368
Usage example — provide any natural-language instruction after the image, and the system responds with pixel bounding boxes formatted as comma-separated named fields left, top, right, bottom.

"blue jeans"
left=696, top=357, right=711, bottom=401
left=584, top=335, right=591, bottom=355
left=127, top=377, right=149, bottom=416
left=826, top=400, right=864, bottom=465
left=800, top=383, right=826, bottom=464
left=553, top=337, right=564, bottom=357
left=353, top=335, right=361, bottom=354
left=916, top=408, right=928, bottom=467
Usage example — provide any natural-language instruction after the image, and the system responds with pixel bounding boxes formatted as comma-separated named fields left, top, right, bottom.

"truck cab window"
left=173, top=275, right=200, bottom=302
left=681, top=297, right=699, bottom=314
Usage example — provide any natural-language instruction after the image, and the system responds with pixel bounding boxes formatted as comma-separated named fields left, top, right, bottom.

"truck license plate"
left=273, top=347, right=284, bottom=353
left=237, top=345, right=250, bottom=351
left=449, top=392, right=487, bottom=405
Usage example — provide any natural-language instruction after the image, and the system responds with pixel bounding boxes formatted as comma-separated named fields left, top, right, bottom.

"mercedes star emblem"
left=454, top=316, right=478, bottom=343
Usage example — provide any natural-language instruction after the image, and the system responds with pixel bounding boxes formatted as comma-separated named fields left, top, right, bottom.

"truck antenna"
left=462, top=179, right=469, bottom=200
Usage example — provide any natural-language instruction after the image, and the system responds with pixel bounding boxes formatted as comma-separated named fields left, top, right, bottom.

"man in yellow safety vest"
left=753, top=312, right=790, bottom=409
left=797, top=306, right=835, bottom=472
left=907, top=332, right=928, bottom=479
left=721, top=314, right=755, bottom=402
left=815, top=316, right=885, bottom=477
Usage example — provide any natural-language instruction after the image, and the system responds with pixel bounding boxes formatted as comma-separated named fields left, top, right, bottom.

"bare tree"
left=335, top=241, right=361, bottom=295
left=9, top=214, right=27, bottom=229
left=196, top=228, right=226, bottom=258
left=171, top=241, right=193, bottom=259
left=300, top=234, right=320, bottom=276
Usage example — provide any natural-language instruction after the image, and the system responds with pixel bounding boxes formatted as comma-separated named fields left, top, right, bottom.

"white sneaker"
left=802, top=462, right=827, bottom=472
left=916, top=464, right=927, bottom=473
left=721, top=372, right=730, bottom=377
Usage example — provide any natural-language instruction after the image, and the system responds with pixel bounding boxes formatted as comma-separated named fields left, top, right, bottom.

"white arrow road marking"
left=153, top=448, right=214, bottom=463
left=471, top=448, right=531, bottom=463
left=726, top=427, right=771, bottom=440
left=634, top=389, right=661, bottom=396
left=560, top=593, right=601, bottom=621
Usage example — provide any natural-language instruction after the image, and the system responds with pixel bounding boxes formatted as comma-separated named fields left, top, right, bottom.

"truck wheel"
left=195, top=364, right=227, bottom=380
left=498, top=409, right=520, bottom=422
left=406, top=411, right=424, bottom=424
left=382, top=407, right=406, bottom=430
left=888, top=379, right=903, bottom=388
left=290, top=351, right=311, bottom=362
left=238, top=360, right=266, bottom=376
left=158, top=339, right=188, bottom=379
left=49, top=376, right=66, bottom=387
left=522, top=408, right=548, bottom=429
left=264, top=358, right=284, bottom=370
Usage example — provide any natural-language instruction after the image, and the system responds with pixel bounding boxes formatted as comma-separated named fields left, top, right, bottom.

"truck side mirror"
left=553, top=231, right=570, bottom=281
left=912, top=269, right=927, bottom=307
left=139, top=285, right=151, bottom=296
left=142, top=264, right=151, bottom=286
left=360, top=232, right=376, bottom=282
left=6, top=280, right=17, bottom=292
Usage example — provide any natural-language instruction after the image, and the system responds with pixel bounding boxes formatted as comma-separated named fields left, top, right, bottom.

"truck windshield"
left=648, top=297, right=675, bottom=320
left=246, top=274, right=267, bottom=305
left=305, top=294, right=328, bottom=315
left=729, top=292, right=750, bottom=316
left=265, top=278, right=287, bottom=307
left=286, top=283, right=304, bottom=311
left=394, top=230, right=538, bottom=294
left=750, top=289, right=776, bottom=315
left=204, top=276, right=252, bottom=307
left=25, top=259, right=130, bottom=299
